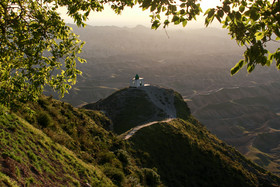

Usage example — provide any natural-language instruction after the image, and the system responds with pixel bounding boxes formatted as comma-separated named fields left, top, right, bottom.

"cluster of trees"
left=0, top=0, right=279, bottom=107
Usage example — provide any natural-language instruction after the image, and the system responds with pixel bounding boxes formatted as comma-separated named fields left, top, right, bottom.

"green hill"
left=83, top=86, right=190, bottom=134
left=0, top=97, right=162, bottom=186
left=128, top=118, right=280, bottom=186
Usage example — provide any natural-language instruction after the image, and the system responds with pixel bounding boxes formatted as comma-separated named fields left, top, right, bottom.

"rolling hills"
left=189, top=82, right=280, bottom=174
left=2, top=87, right=280, bottom=186
left=43, top=25, right=280, bottom=176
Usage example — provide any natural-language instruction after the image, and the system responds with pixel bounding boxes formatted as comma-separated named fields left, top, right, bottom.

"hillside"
left=0, top=105, right=113, bottom=186
left=83, top=86, right=190, bottom=134
left=2, top=88, right=280, bottom=186
left=0, top=97, right=162, bottom=186
left=128, top=118, right=280, bottom=186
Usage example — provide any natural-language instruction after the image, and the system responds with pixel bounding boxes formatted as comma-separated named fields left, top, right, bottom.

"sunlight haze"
left=59, top=0, right=222, bottom=28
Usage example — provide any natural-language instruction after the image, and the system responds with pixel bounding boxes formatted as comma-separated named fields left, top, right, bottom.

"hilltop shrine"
left=130, top=74, right=144, bottom=88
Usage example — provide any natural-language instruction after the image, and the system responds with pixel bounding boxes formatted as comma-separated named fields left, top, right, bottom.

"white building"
left=130, top=74, right=144, bottom=88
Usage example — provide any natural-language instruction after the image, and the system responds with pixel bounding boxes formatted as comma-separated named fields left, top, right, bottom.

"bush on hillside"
left=103, top=165, right=125, bottom=186
left=96, top=152, right=115, bottom=165
left=38, top=97, right=49, bottom=109
left=143, top=168, right=161, bottom=186
left=37, top=111, right=52, bottom=128
left=116, top=149, right=130, bottom=166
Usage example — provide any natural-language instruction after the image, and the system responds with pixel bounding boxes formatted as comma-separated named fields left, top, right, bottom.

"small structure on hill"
left=130, top=74, right=144, bottom=88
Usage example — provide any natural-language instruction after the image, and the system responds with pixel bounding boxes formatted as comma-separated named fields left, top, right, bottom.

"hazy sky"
left=59, top=0, right=222, bottom=28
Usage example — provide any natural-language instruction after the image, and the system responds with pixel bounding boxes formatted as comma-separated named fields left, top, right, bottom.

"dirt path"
left=124, top=118, right=173, bottom=140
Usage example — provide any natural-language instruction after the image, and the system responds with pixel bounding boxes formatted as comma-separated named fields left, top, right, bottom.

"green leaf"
left=216, top=15, right=221, bottom=23
left=207, top=9, right=215, bottom=18
left=268, top=52, right=274, bottom=61
left=223, top=5, right=230, bottom=13
left=204, top=8, right=212, bottom=16
left=239, top=5, right=245, bottom=13
left=247, top=64, right=255, bottom=73
left=241, top=1, right=247, bottom=6
left=182, top=20, right=187, bottom=27
left=250, top=8, right=259, bottom=21
left=217, top=10, right=224, bottom=18
left=255, top=32, right=264, bottom=40
left=164, top=19, right=170, bottom=26
left=151, top=20, right=160, bottom=29
left=275, top=29, right=280, bottom=37
left=172, top=15, right=180, bottom=24
left=150, top=3, right=156, bottom=12
left=231, top=59, right=244, bottom=75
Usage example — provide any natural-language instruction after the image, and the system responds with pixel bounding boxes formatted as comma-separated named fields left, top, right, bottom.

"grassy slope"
left=129, top=118, right=280, bottom=187
left=0, top=96, right=162, bottom=186
left=0, top=106, right=113, bottom=186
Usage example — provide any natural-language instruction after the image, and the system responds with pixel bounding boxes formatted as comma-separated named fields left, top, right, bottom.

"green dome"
left=135, top=74, right=139, bottom=80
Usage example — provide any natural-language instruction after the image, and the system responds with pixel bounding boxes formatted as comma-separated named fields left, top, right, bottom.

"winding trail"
left=124, top=118, right=173, bottom=140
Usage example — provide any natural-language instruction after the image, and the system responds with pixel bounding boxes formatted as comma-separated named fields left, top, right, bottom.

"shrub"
left=38, top=98, right=49, bottom=109
left=24, top=114, right=36, bottom=124
left=116, top=149, right=130, bottom=166
left=97, top=152, right=115, bottom=165
left=37, top=111, right=52, bottom=128
left=103, top=165, right=125, bottom=186
left=143, top=168, right=161, bottom=186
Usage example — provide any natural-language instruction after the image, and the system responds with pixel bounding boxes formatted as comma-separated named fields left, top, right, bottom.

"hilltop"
left=83, top=85, right=190, bottom=134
